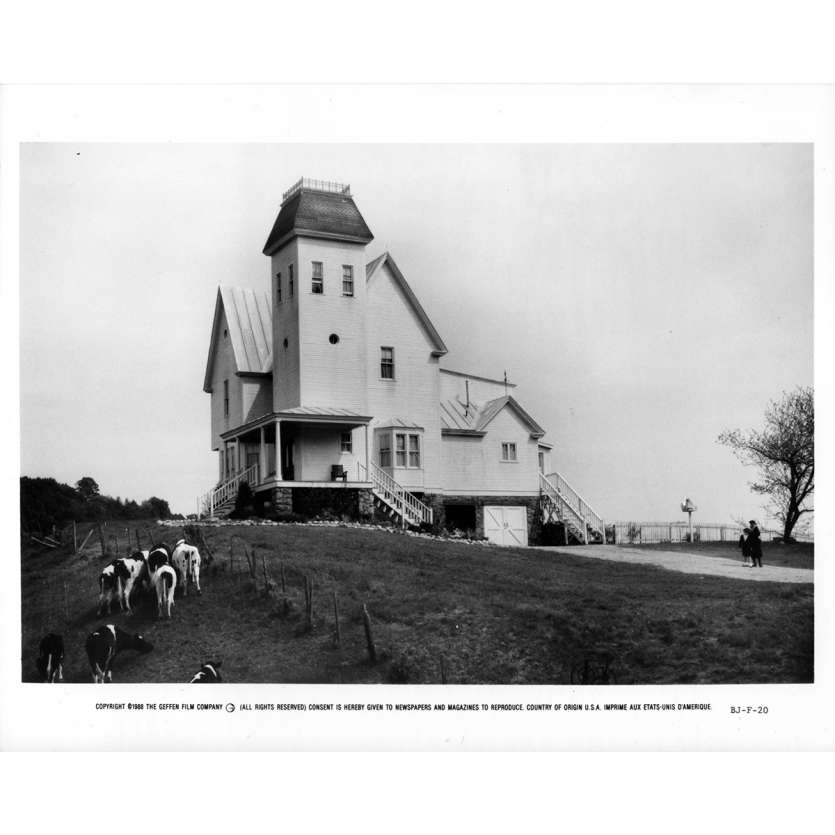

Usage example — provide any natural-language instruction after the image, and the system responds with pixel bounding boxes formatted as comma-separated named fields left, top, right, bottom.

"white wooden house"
left=201, top=178, right=604, bottom=545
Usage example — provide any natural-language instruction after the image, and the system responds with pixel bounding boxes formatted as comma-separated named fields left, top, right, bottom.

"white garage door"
left=483, top=506, right=528, bottom=547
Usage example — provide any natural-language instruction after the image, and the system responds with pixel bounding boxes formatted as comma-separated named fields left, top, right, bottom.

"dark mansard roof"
left=262, top=179, right=374, bottom=255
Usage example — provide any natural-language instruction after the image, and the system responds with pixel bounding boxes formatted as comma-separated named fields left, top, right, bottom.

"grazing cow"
left=85, top=624, right=153, bottom=683
left=172, top=539, right=202, bottom=596
left=114, top=552, right=149, bottom=614
left=189, top=661, right=222, bottom=683
left=147, top=544, right=171, bottom=574
left=97, top=560, right=123, bottom=616
left=36, top=633, right=64, bottom=683
left=150, top=564, right=177, bottom=618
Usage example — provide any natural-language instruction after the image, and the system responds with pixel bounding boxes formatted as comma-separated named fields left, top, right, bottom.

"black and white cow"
left=147, top=544, right=172, bottom=574
left=36, top=633, right=64, bottom=683
left=189, top=661, right=222, bottom=683
left=97, top=559, right=123, bottom=616
left=150, top=564, right=177, bottom=618
left=85, top=624, right=153, bottom=683
left=114, top=551, right=149, bottom=614
left=171, top=539, right=202, bottom=597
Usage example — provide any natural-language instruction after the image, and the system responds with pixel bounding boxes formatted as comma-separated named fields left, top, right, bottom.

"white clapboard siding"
left=366, top=261, right=443, bottom=491
left=441, top=407, right=540, bottom=495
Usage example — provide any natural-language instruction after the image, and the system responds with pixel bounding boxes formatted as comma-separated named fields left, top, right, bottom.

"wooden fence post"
left=97, top=524, right=107, bottom=557
left=332, top=590, right=341, bottom=648
left=73, top=521, right=78, bottom=554
left=135, top=529, right=141, bottom=550
left=304, top=575, right=313, bottom=630
left=362, top=604, right=377, bottom=663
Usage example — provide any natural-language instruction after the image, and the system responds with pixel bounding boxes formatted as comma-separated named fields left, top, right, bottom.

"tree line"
left=20, top=475, right=177, bottom=534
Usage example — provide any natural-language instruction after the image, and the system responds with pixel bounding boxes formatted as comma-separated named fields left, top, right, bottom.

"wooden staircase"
left=539, top=472, right=605, bottom=544
left=198, top=463, right=258, bottom=519
left=360, top=462, right=433, bottom=529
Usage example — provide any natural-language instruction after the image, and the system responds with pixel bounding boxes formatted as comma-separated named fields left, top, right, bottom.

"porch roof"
left=220, top=408, right=373, bottom=440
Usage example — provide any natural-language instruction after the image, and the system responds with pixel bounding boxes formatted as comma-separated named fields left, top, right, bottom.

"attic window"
left=223, top=328, right=228, bottom=338
left=329, top=333, right=340, bottom=344
left=501, top=442, right=517, bottom=462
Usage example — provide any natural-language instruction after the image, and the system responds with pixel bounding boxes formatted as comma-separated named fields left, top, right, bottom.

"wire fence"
left=608, top=522, right=812, bottom=545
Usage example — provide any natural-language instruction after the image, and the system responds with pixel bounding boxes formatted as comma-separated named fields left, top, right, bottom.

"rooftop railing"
left=282, top=178, right=351, bottom=203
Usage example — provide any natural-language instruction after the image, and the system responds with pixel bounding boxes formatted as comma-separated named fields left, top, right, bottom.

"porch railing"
left=540, top=471, right=605, bottom=544
left=359, top=462, right=433, bottom=528
left=198, top=463, right=259, bottom=519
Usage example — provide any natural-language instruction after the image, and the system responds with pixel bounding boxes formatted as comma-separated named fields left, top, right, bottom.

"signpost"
left=680, top=497, right=697, bottom=543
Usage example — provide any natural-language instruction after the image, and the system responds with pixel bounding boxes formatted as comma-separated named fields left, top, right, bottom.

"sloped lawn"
left=21, top=523, right=813, bottom=685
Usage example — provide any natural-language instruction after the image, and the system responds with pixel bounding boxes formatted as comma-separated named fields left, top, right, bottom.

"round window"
left=329, top=333, right=340, bottom=344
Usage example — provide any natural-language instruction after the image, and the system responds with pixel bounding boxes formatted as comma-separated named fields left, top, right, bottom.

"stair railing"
left=540, top=472, right=605, bottom=543
left=359, top=462, right=433, bottom=527
left=198, top=463, right=259, bottom=519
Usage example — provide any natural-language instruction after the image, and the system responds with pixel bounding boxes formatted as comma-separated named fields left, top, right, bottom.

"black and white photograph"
left=2, top=84, right=833, bottom=752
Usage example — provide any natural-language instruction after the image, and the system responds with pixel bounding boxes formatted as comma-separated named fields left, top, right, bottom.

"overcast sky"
left=19, top=143, right=812, bottom=523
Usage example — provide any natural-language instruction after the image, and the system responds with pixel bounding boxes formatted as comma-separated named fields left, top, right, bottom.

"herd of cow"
left=35, top=538, right=223, bottom=685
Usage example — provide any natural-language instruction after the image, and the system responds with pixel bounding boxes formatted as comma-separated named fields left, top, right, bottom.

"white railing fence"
left=359, top=462, right=433, bottom=528
left=608, top=522, right=813, bottom=545
left=198, top=463, right=259, bottom=519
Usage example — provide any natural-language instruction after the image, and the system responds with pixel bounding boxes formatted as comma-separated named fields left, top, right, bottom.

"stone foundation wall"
left=266, top=486, right=374, bottom=522
left=429, top=494, right=542, bottom=544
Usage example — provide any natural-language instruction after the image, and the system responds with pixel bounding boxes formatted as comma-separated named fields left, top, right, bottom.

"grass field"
left=620, top=540, right=814, bottom=570
left=21, top=521, right=814, bottom=685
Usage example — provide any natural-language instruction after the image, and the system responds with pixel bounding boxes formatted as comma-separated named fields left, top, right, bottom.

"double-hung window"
left=395, top=433, right=407, bottom=467
left=379, top=434, right=392, bottom=468
left=501, top=442, right=517, bottom=462
left=276, top=272, right=282, bottom=303
left=223, top=379, right=229, bottom=418
left=380, top=346, right=394, bottom=379
left=340, top=432, right=352, bottom=453
left=408, top=434, right=421, bottom=468
left=312, top=261, right=324, bottom=294
left=288, top=264, right=294, bottom=298
left=342, top=265, right=354, bottom=296
left=393, top=433, right=421, bottom=468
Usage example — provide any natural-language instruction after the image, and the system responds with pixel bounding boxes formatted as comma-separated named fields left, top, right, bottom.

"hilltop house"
left=201, top=179, right=604, bottom=546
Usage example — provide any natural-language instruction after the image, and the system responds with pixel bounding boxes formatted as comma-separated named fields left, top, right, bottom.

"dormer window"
left=312, top=261, right=324, bottom=294
left=342, top=265, right=354, bottom=296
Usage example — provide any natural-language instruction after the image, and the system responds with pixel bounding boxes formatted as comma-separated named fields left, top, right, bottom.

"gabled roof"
left=365, top=252, right=448, bottom=357
left=203, top=286, right=272, bottom=392
left=440, top=394, right=545, bottom=439
left=262, top=187, right=374, bottom=255
left=476, top=396, right=545, bottom=438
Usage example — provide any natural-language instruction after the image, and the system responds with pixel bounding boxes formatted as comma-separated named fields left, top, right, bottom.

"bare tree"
left=718, top=387, right=813, bottom=541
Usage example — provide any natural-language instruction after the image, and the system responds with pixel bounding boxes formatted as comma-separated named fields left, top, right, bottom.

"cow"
left=97, top=559, right=123, bottom=616
left=147, top=544, right=172, bottom=574
left=171, top=539, right=202, bottom=596
left=114, top=551, right=149, bottom=614
left=85, top=624, right=153, bottom=683
left=150, top=564, right=177, bottom=618
left=189, top=661, right=222, bottom=683
left=36, top=633, right=64, bottom=682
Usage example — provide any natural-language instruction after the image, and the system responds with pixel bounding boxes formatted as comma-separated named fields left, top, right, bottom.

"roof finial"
left=503, top=370, right=508, bottom=396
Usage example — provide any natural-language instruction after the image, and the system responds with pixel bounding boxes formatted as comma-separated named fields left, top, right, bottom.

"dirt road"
left=533, top=544, right=813, bottom=584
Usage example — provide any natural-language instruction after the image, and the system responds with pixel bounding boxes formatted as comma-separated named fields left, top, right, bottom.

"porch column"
left=364, top=424, right=370, bottom=478
left=259, top=425, right=266, bottom=485
left=275, top=419, right=282, bottom=480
